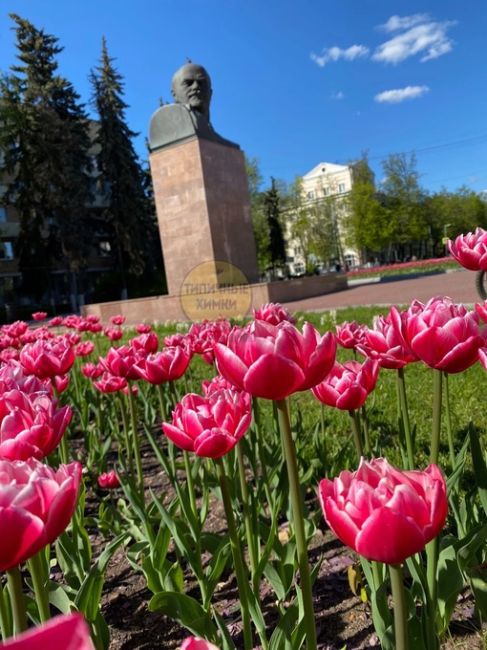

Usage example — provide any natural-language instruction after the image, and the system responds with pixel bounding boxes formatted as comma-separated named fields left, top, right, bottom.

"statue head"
left=171, top=63, right=212, bottom=119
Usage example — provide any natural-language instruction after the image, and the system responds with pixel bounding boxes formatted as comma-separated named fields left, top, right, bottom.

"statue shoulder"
left=149, top=103, right=196, bottom=151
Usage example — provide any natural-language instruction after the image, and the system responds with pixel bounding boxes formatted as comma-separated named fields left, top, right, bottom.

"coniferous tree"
left=90, top=38, right=161, bottom=296
left=263, top=177, right=286, bottom=273
left=0, top=14, right=92, bottom=303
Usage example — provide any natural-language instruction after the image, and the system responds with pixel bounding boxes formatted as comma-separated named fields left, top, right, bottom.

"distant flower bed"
left=347, top=256, right=459, bottom=278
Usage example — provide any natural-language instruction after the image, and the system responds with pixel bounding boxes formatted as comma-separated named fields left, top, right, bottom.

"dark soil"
left=85, top=441, right=485, bottom=649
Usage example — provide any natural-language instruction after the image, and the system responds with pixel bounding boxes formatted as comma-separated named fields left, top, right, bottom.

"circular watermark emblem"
left=180, top=260, right=252, bottom=321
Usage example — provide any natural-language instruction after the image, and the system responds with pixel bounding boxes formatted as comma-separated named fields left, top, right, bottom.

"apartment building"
left=284, top=162, right=359, bottom=276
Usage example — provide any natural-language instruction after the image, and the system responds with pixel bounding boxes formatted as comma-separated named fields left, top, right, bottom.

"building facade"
left=284, top=162, right=359, bottom=276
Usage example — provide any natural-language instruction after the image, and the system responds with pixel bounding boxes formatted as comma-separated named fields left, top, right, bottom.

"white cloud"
left=374, top=85, right=430, bottom=103
left=310, top=44, right=369, bottom=67
left=373, top=17, right=456, bottom=64
left=379, top=14, right=430, bottom=33
left=330, top=91, right=345, bottom=100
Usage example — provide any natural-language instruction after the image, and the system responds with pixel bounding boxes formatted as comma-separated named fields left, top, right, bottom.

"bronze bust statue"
left=149, top=63, right=238, bottom=151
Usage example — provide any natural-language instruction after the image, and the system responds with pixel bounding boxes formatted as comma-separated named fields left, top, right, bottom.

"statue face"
left=171, top=64, right=212, bottom=116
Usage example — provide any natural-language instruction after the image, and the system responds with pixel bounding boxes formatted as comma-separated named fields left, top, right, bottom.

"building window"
left=0, top=207, right=6, bottom=222
left=323, top=187, right=329, bottom=196
left=0, top=241, right=14, bottom=260
left=306, top=191, right=315, bottom=200
left=99, top=240, right=112, bottom=256
left=338, top=183, right=346, bottom=193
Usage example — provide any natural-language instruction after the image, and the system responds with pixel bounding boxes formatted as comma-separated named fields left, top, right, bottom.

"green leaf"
left=437, top=535, right=464, bottom=633
left=205, top=540, right=231, bottom=602
left=74, top=534, right=127, bottom=622
left=47, top=581, right=75, bottom=615
left=269, top=600, right=298, bottom=650
left=469, top=426, right=487, bottom=516
left=149, top=591, right=217, bottom=641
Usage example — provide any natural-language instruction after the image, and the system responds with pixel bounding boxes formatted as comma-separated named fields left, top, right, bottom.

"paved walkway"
left=282, top=270, right=480, bottom=312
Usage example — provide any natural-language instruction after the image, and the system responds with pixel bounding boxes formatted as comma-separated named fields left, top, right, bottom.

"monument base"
left=81, top=274, right=347, bottom=325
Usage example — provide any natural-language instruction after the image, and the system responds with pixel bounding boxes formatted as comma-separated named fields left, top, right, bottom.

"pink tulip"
left=81, top=362, right=104, bottom=380
left=448, top=227, right=487, bottom=271
left=319, top=458, right=447, bottom=564
left=189, top=320, right=231, bottom=364
left=135, top=323, right=152, bottom=334
left=357, top=309, right=417, bottom=369
left=215, top=320, right=336, bottom=401
left=48, top=316, right=64, bottom=328
left=163, top=333, right=192, bottom=354
left=109, top=314, right=126, bottom=326
left=97, top=470, right=120, bottom=489
left=100, top=346, right=139, bottom=380
left=93, top=373, right=127, bottom=393
left=104, top=326, right=123, bottom=342
left=202, top=375, right=238, bottom=396
left=74, top=341, right=95, bottom=358
left=0, top=362, right=52, bottom=395
left=32, top=312, right=47, bottom=322
left=335, top=321, right=366, bottom=350
left=0, top=613, right=94, bottom=649
left=63, top=315, right=81, bottom=329
left=133, top=347, right=190, bottom=384
left=162, top=388, right=251, bottom=458
left=312, top=359, right=380, bottom=411
left=180, top=638, right=220, bottom=650
left=130, top=332, right=159, bottom=355
left=253, top=302, right=295, bottom=326
left=0, top=458, right=81, bottom=571
left=402, top=296, right=484, bottom=373
left=54, top=374, right=70, bottom=394
left=20, top=337, right=76, bottom=379
left=0, top=389, right=72, bottom=461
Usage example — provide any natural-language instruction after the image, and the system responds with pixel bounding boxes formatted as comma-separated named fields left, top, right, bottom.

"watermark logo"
left=180, top=261, right=252, bottom=320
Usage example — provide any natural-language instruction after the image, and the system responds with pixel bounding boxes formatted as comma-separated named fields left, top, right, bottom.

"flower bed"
left=0, top=289, right=485, bottom=649
left=347, top=257, right=458, bottom=280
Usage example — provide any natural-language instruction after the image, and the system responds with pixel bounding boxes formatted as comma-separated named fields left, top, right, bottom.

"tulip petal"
left=321, top=496, right=360, bottom=551
left=243, top=354, right=304, bottom=400
left=162, top=423, right=195, bottom=452
left=194, top=430, right=235, bottom=458
left=0, top=506, right=45, bottom=571
left=214, top=344, right=248, bottom=391
left=356, top=506, right=426, bottom=564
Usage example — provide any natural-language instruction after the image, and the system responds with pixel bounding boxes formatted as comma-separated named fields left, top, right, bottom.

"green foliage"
left=0, top=14, right=93, bottom=299
left=90, top=38, right=162, bottom=283
left=263, top=177, right=287, bottom=270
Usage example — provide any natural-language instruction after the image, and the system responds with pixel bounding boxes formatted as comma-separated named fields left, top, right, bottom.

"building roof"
left=303, top=162, right=350, bottom=179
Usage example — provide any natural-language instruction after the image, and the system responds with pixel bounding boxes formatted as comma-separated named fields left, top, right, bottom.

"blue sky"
left=1, top=1, right=486, bottom=193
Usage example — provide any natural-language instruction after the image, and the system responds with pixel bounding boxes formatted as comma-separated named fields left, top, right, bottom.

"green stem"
left=6, top=567, right=26, bottom=635
left=58, top=434, right=69, bottom=465
left=28, top=550, right=50, bottom=622
left=443, top=372, right=456, bottom=468
left=118, top=395, right=134, bottom=477
left=348, top=409, right=364, bottom=460
left=425, top=369, right=443, bottom=649
left=430, top=369, right=443, bottom=464
left=276, top=399, right=317, bottom=650
left=216, top=458, right=253, bottom=650
left=127, top=386, right=144, bottom=495
left=361, top=403, right=371, bottom=455
left=252, top=398, right=273, bottom=511
left=0, top=581, right=11, bottom=640
left=156, top=383, right=167, bottom=421
left=397, top=368, right=415, bottom=470
left=183, top=450, right=197, bottom=519
left=236, top=441, right=258, bottom=589
left=426, top=537, right=440, bottom=650
left=389, top=564, right=409, bottom=650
